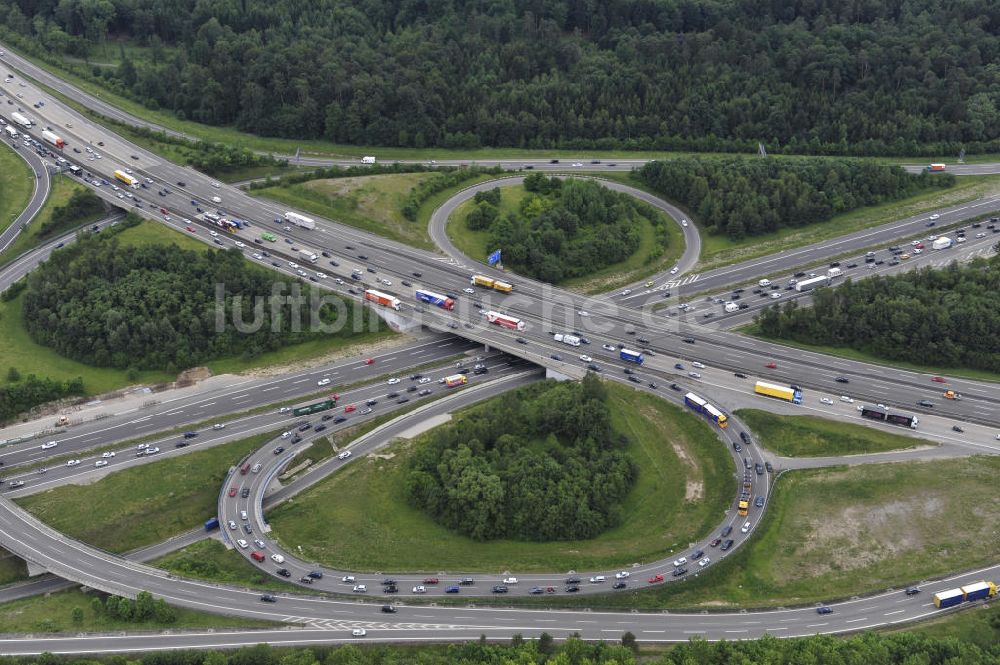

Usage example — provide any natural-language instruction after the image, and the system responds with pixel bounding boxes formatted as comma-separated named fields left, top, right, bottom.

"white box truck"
left=361, top=156, right=376, bottom=164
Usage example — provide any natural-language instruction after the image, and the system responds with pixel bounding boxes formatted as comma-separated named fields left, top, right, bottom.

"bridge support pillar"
left=25, top=560, right=48, bottom=577
left=545, top=367, right=573, bottom=382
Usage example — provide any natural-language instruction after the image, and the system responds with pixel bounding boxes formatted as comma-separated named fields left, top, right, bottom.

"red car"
left=160, top=207, right=168, bottom=215
left=186, top=226, right=196, bottom=233
left=364, top=358, right=375, bottom=365
left=546, top=586, right=556, bottom=593
left=228, top=487, right=237, bottom=497
left=766, top=362, right=777, bottom=369
left=915, top=242, right=925, bottom=249
left=423, top=577, right=439, bottom=585
left=344, top=404, right=356, bottom=413
left=648, top=574, right=664, bottom=584
left=931, top=376, right=946, bottom=383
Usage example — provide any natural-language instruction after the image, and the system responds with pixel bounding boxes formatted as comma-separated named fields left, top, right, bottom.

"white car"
left=615, top=571, right=631, bottom=579
left=572, top=162, right=583, bottom=167
left=351, top=628, right=367, bottom=637
left=237, top=539, right=249, bottom=549
left=213, top=423, right=226, bottom=430
left=380, top=278, right=392, bottom=286
left=840, top=396, right=854, bottom=403
left=412, top=585, right=426, bottom=594
left=337, top=450, right=352, bottom=460
left=681, top=219, right=688, bottom=227
left=820, top=397, right=833, bottom=405
left=672, top=557, right=687, bottom=567
left=228, top=520, right=237, bottom=530
left=270, top=553, right=284, bottom=563
left=211, top=182, right=221, bottom=188
left=912, top=248, right=922, bottom=254
left=620, top=289, right=632, bottom=296
left=741, top=520, right=751, bottom=533
left=463, top=287, right=475, bottom=294
left=698, top=557, right=711, bottom=567
left=956, top=236, right=966, bottom=243
left=387, top=378, right=401, bottom=385
left=234, top=241, right=246, bottom=248
left=352, top=584, right=367, bottom=593
left=418, top=377, right=432, bottom=384
left=589, top=575, right=605, bottom=583
left=209, top=230, right=218, bottom=237
left=296, top=270, right=308, bottom=277
left=929, top=214, right=940, bottom=220
left=578, top=310, right=589, bottom=317
left=102, top=451, right=115, bottom=458
left=95, top=460, right=108, bottom=468
left=758, top=279, right=771, bottom=287
left=278, top=407, right=290, bottom=414
left=688, top=372, right=701, bottom=378
left=579, top=354, right=592, bottom=363
left=602, top=344, right=615, bottom=351
left=502, top=577, right=518, bottom=585
left=252, top=253, right=262, bottom=260
left=288, top=262, right=299, bottom=269
left=692, top=361, right=705, bottom=369
left=669, top=266, right=679, bottom=275
left=770, top=292, right=781, bottom=299
left=911, top=240, right=921, bottom=246
left=977, top=232, right=987, bottom=238
left=342, top=575, right=356, bottom=583
left=315, top=272, right=326, bottom=279
left=317, top=378, right=331, bottom=386
left=41, top=441, right=58, bottom=450
left=66, top=459, right=80, bottom=467
left=281, top=431, right=291, bottom=439
left=146, top=447, right=160, bottom=455
left=928, top=235, right=937, bottom=241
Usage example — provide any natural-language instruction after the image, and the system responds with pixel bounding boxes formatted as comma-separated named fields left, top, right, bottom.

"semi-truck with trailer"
left=620, top=349, right=644, bottom=364
left=553, top=333, right=581, bottom=346
left=299, top=249, right=318, bottom=263
left=795, top=275, right=831, bottom=292
left=485, top=311, right=525, bottom=331
left=414, top=290, right=455, bottom=311
left=754, top=381, right=803, bottom=404
left=860, top=406, right=918, bottom=428
left=284, top=211, right=316, bottom=230
left=292, top=398, right=337, bottom=416
left=363, top=289, right=401, bottom=311
left=41, top=130, right=65, bottom=149
left=11, top=112, right=31, bottom=128
left=113, top=170, right=139, bottom=188
left=933, top=581, right=997, bottom=608
left=471, top=274, right=513, bottom=293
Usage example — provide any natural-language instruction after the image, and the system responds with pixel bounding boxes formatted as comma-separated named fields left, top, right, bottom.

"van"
left=271, top=553, right=285, bottom=564
left=758, top=278, right=770, bottom=287
left=240, top=463, right=251, bottom=475
left=251, top=551, right=265, bottom=562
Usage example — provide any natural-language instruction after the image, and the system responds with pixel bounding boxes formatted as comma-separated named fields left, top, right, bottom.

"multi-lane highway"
left=0, top=39, right=999, bottom=651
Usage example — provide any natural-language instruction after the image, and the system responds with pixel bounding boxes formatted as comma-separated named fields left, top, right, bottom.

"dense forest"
left=4, top=0, right=1000, bottom=154
left=637, top=157, right=954, bottom=239
left=757, top=254, right=1000, bottom=372
left=406, top=376, right=637, bottom=541
left=3, top=631, right=1000, bottom=664
left=466, top=174, right=666, bottom=282
left=21, top=217, right=381, bottom=373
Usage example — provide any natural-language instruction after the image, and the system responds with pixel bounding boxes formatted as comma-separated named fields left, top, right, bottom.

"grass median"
left=736, top=409, right=931, bottom=457
left=488, top=455, right=1000, bottom=610
left=266, top=381, right=733, bottom=573
left=0, top=588, right=279, bottom=633
left=0, top=142, right=33, bottom=237
left=152, top=539, right=305, bottom=594
left=16, top=430, right=278, bottom=553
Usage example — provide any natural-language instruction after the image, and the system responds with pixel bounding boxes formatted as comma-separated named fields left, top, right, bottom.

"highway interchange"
left=0, top=40, right=999, bottom=652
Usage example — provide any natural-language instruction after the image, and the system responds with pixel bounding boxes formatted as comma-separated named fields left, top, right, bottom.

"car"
left=565, top=585, right=580, bottom=592
left=820, top=397, right=833, bottom=405
left=41, top=441, right=58, bottom=450
left=316, top=378, right=331, bottom=386
left=917, top=400, right=934, bottom=407
left=551, top=354, right=563, bottom=361
left=387, top=377, right=401, bottom=385
left=670, top=383, right=682, bottom=391
left=672, top=567, right=688, bottom=577
left=337, top=450, right=352, bottom=460
left=683, top=338, right=695, bottom=344
left=492, top=585, right=509, bottom=594
left=755, top=496, right=765, bottom=508
left=931, top=376, right=946, bottom=383
left=692, top=361, right=705, bottom=369
left=952, top=425, right=964, bottom=433
left=765, top=461, right=774, bottom=473
left=710, top=538, right=722, bottom=547
left=351, top=628, right=367, bottom=637
left=905, top=587, right=921, bottom=596
left=929, top=213, right=940, bottom=220
left=260, top=595, right=277, bottom=603
left=688, top=372, right=701, bottom=379
left=242, top=487, right=250, bottom=498
left=589, top=575, right=606, bottom=584
left=674, top=363, right=684, bottom=370
left=720, top=539, right=734, bottom=551
left=353, top=585, right=367, bottom=593
left=647, top=574, right=664, bottom=584
left=94, top=460, right=108, bottom=468
left=516, top=337, right=527, bottom=344
left=66, top=459, right=80, bottom=467
left=766, top=362, right=777, bottom=369
left=463, top=287, right=475, bottom=294
left=445, top=586, right=460, bottom=593
left=816, top=606, right=833, bottom=615
left=381, top=604, right=398, bottom=613
left=741, top=520, right=752, bottom=533
left=228, top=520, right=237, bottom=530
left=276, top=568, right=291, bottom=577
left=228, top=487, right=237, bottom=497
left=236, top=539, right=248, bottom=549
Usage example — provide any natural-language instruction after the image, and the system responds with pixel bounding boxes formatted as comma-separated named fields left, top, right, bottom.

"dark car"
left=406, top=385, right=418, bottom=392
left=710, top=538, right=722, bottom=547
left=276, top=568, right=291, bottom=577
left=175, top=441, right=190, bottom=448
left=755, top=463, right=764, bottom=476
left=683, top=338, right=695, bottom=344
left=613, top=581, right=627, bottom=589
left=918, top=400, right=934, bottom=407
left=551, top=354, right=563, bottom=361
left=565, top=585, right=580, bottom=593
left=670, top=383, right=682, bottom=391
left=624, top=368, right=635, bottom=375
left=588, top=364, right=601, bottom=372
left=492, top=585, right=509, bottom=594
left=740, top=431, right=751, bottom=444
left=366, top=399, right=378, bottom=406
left=516, top=337, right=527, bottom=344
left=637, top=337, right=650, bottom=344
left=297, top=423, right=312, bottom=432
left=397, top=397, right=410, bottom=404
left=291, top=435, right=302, bottom=444
left=765, top=461, right=774, bottom=473
left=381, top=605, right=397, bottom=613
left=241, top=487, right=250, bottom=498
left=905, top=587, right=921, bottom=596
left=628, top=376, right=641, bottom=383
left=387, top=392, right=400, bottom=398
left=952, top=425, right=964, bottom=433
left=816, top=607, right=833, bottom=615
left=565, top=577, right=582, bottom=585
left=358, top=254, right=369, bottom=260
left=720, top=539, right=734, bottom=551
left=333, top=416, right=347, bottom=424
left=183, top=431, right=198, bottom=439
left=412, top=271, right=422, bottom=277
left=383, top=586, right=398, bottom=594
left=835, top=377, right=849, bottom=383
left=732, top=442, right=743, bottom=452
left=260, top=595, right=277, bottom=603
left=460, top=578, right=475, bottom=585
left=672, top=567, right=688, bottom=577
left=273, top=446, right=285, bottom=455
left=755, top=496, right=765, bottom=508
left=721, top=525, right=733, bottom=537
left=314, top=424, right=327, bottom=432
left=321, top=414, right=334, bottom=421
left=734, top=372, right=748, bottom=378
left=176, top=181, right=186, bottom=187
